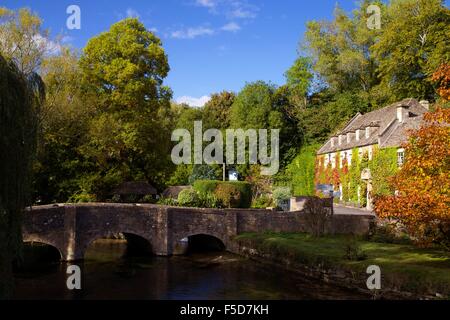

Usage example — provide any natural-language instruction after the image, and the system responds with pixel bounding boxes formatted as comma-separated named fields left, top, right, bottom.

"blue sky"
left=3, top=0, right=446, bottom=106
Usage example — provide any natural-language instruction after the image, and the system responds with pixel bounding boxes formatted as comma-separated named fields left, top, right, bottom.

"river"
left=13, top=240, right=367, bottom=300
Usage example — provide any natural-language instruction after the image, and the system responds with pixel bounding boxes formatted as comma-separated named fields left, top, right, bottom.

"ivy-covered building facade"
left=315, top=98, right=429, bottom=210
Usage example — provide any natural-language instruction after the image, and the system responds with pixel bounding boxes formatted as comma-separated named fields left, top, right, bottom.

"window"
left=397, top=149, right=405, bottom=167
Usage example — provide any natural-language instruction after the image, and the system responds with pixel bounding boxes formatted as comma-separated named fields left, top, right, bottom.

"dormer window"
left=356, top=129, right=360, bottom=141
left=365, top=127, right=370, bottom=138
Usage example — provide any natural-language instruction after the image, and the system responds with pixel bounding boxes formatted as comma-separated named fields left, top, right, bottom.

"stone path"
left=333, top=204, right=375, bottom=216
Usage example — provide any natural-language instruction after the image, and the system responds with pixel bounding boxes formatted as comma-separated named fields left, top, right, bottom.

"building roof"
left=317, top=98, right=428, bottom=155
left=113, top=181, right=157, bottom=195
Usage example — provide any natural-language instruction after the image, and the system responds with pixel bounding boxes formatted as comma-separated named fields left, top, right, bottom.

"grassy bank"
left=235, top=233, right=450, bottom=299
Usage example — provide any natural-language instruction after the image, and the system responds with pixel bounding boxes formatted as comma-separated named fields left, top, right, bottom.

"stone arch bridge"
left=22, top=203, right=374, bottom=261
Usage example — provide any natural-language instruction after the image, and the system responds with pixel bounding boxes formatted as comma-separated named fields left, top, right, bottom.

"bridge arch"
left=22, top=236, right=64, bottom=261
left=173, top=232, right=227, bottom=255
left=79, top=230, right=153, bottom=260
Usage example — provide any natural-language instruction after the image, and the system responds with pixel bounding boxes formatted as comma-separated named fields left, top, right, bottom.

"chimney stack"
left=397, top=106, right=409, bottom=123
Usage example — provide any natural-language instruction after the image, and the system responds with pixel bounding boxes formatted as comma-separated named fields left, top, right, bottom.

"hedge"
left=193, top=180, right=252, bottom=208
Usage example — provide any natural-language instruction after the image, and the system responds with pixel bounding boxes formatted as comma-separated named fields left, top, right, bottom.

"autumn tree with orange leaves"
left=432, top=63, right=450, bottom=102
left=374, top=107, right=450, bottom=247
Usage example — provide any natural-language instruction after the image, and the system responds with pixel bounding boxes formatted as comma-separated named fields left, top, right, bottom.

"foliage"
left=374, top=107, right=450, bottom=247
left=372, top=0, right=450, bottom=101
left=369, top=147, right=398, bottom=197
left=251, top=194, right=274, bottom=209
left=229, top=81, right=301, bottom=167
left=432, top=63, right=450, bottom=101
left=284, top=56, right=313, bottom=108
left=0, top=7, right=52, bottom=75
left=177, top=189, right=200, bottom=207
left=214, top=184, right=241, bottom=208
left=272, top=187, right=291, bottom=208
left=192, top=180, right=252, bottom=208
left=189, top=164, right=222, bottom=184
left=0, top=54, right=42, bottom=298
left=286, top=144, right=319, bottom=196
left=202, top=91, right=235, bottom=130
left=303, top=197, right=333, bottom=237
left=75, top=18, right=174, bottom=198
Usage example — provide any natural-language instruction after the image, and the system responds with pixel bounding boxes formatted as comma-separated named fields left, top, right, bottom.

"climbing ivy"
left=0, top=55, right=41, bottom=298
left=315, top=146, right=398, bottom=207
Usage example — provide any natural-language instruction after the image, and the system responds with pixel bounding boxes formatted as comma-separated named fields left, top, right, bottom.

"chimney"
left=397, top=106, right=409, bottom=123
left=419, top=100, right=430, bottom=110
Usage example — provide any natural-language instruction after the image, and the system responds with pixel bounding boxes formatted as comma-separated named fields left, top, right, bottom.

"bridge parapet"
left=23, top=203, right=375, bottom=261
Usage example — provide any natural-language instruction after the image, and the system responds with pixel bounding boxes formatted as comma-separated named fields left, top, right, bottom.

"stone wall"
left=23, top=203, right=375, bottom=261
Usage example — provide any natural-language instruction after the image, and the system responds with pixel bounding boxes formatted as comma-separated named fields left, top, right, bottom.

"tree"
left=374, top=107, right=450, bottom=247
left=0, top=7, right=53, bottom=75
left=0, top=54, right=42, bottom=298
left=202, top=91, right=235, bottom=130
left=284, top=56, right=313, bottom=108
left=33, top=48, right=95, bottom=203
left=304, top=1, right=382, bottom=98
left=432, top=63, right=450, bottom=102
left=79, top=18, right=170, bottom=111
left=75, top=18, right=174, bottom=198
left=230, top=81, right=301, bottom=170
left=372, top=0, right=450, bottom=101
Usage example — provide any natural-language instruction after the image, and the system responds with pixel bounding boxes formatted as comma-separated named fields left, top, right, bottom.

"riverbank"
left=234, top=233, right=450, bottom=300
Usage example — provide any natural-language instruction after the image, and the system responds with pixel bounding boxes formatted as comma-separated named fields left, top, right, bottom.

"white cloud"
left=176, top=95, right=211, bottom=107
left=221, top=22, right=241, bottom=32
left=229, top=7, right=257, bottom=19
left=32, top=34, right=61, bottom=55
left=171, top=26, right=215, bottom=39
left=126, top=8, right=140, bottom=18
left=195, top=0, right=217, bottom=8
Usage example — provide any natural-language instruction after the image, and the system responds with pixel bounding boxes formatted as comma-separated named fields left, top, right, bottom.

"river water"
left=13, top=240, right=367, bottom=300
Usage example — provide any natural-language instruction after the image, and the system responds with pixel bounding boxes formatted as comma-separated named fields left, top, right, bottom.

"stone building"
left=316, top=98, right=430, bottom=210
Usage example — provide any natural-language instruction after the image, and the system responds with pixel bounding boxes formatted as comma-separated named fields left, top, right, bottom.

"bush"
left=273, top=187, right=291, bottom=210
left=303, top=197, right=333, bottom=237
left=252, top=194, right=274, bottom=208
left=193, top=180, right=252, bottom=208
left=177, top=189, right=200, bottom=207
left=139, top=194, right=157, bottom=204
left=215, top=184, right=242, bottom=208
left=157, top=197, right=177, bottom=206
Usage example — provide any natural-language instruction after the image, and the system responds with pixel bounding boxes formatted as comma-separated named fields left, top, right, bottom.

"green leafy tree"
left=77, top=18, right=173, bottom=198
left=372, top=0, right=450, bottom=101
left=202, top=91, right=235, bottom=130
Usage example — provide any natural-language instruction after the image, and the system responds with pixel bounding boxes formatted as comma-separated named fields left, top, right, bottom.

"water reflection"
left=13, top=240, right=368, bottom=300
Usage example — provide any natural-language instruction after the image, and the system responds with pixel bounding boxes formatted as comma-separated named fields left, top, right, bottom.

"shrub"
left=303, top=197, right=333, bottom=237
left=215, top=184, right=242, bottom=208
left=252, top=194, right=274, bottom=208
left=139, top=194, right=157, bottom=204
left=177, top=189, right=200, bottom=207
left=193, top=180, right=252, bottom=208
left=157, top=197, right=177, bottom=206
left=273, top=187, right=291, bottom=210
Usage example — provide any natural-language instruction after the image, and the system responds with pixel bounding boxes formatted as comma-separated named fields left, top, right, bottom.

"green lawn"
left=235, top=233, right=450, bottom=298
